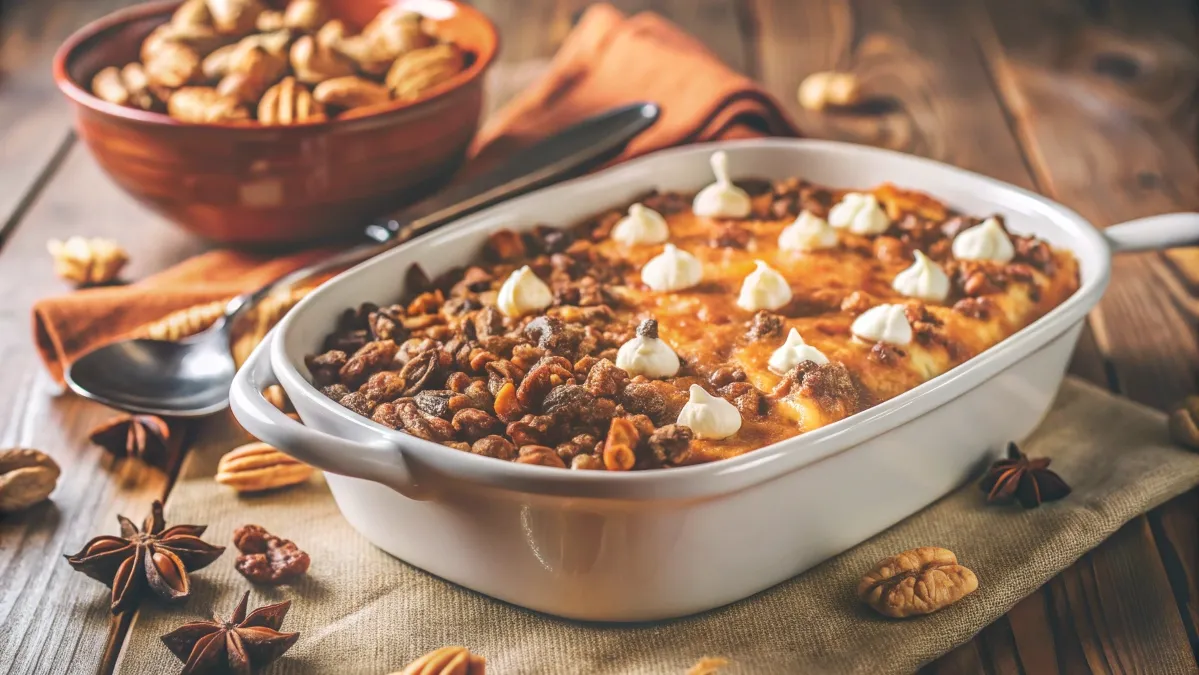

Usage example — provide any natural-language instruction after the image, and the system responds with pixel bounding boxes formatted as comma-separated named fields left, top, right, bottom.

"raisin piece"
left=414, top=390, right=454, bottom=419
left=338, top=392, right=377, bottom=417
left=305, top=350, right=347, bottom=387
left=452, top=408, right=502, bottom=441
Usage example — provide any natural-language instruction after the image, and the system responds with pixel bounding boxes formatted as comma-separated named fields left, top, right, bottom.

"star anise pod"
left=979, top=442, right=1071, bottom=508
left=161, top=591, right=300, bottom=675
left=89, top=414, right=174, bottom=468
left=65, top=500, right=225, bottom=614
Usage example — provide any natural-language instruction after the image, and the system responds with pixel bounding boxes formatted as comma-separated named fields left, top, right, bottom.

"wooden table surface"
left=2, top=0, right=1197, bottom=673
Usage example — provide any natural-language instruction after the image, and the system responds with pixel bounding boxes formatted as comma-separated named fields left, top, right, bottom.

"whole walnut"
left=0, top=448, right=60, bottom=513
left=386, top=44, right=465, bottom=101
left=857, top=546, right=978, bottom=618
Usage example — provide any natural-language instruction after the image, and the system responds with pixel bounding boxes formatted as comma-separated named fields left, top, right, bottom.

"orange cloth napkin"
left=33, top=4, right=797, bottom=385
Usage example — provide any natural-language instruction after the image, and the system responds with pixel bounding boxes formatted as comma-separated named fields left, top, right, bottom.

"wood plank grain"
left=746, top=1, right=1117, bottom=672
left=0, top=0, right=141, bottom=240
left=976, top=0, right=1199, bottom=669
left=0, top=146, right=206, bottom=675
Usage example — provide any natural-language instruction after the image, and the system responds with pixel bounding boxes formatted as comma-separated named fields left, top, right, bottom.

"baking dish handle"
left=1104, top=213, right=1199, bottom=253
left=230, top=333, right=429, bottom=500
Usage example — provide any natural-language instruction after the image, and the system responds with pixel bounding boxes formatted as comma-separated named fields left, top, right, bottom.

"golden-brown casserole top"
left=307, top=157, right=1080, bottom=471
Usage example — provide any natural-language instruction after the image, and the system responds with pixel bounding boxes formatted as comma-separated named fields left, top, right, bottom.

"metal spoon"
left=65, top=102, right=661, bottom=417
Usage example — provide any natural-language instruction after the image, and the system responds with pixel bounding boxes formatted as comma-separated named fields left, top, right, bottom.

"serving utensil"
left=65, top=102, right=661, bottom=417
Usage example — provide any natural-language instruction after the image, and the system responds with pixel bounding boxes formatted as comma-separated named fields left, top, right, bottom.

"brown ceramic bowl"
left=53, top=0, right=498, bottom=248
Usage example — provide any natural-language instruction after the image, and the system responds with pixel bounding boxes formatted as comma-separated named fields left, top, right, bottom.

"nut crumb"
left=47, top=237, right=129, bottom=287
left=798, top=71, right=861, bottom=110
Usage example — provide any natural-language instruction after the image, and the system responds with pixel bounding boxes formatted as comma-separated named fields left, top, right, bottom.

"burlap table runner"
left=113, top=378, right=1199, bottom=674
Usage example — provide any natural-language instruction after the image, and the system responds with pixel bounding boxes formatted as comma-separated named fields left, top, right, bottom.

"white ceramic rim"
left=265, top=138, right=1113, bottom=500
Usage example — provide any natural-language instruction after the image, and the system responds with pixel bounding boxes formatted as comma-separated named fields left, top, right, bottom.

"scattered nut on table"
left=797, top=70, right=862, bottom=110
left=47, top=236, right=129, bottom=287
left=0, top=448, right=61, bottom=513
left=392, top=646, right=486, bottom=675
left=857, top=546, right=978, bottom=618
left=232, top=523, right=311, bottom=584
left=216, top=441, right=313, bottom=493
left=1169, top=395, right=1199, bottom=451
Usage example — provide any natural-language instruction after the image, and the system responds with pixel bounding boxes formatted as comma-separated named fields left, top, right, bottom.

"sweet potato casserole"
left=306, top=152, right=1080, bottom=471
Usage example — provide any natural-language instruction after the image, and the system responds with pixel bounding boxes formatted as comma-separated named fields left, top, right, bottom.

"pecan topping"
left=857, top=546, right=978, bottom=618
left=160, top=591, right=299, bottom=674
left=979, top=442, right=1070, bottom=508
left=232, top=524, right=310, bottom=585
left=65, top=500, right=225, bottom=614
left=746, top=311, right=784, bottom=340
left=603, top=417, right=641, bottom=471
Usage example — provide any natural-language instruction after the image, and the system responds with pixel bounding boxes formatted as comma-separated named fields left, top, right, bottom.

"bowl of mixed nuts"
left=53, top=0, right=498, bottom=247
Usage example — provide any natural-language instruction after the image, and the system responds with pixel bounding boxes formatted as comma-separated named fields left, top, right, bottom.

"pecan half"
left=215, top=442, right=313, bottom=493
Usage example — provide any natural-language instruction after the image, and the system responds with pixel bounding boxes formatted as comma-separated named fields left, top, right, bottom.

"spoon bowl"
left=66, top=332, right=236, bottom=417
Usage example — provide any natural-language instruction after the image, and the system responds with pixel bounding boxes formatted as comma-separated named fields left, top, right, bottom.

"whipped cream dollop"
left=612, top=203, right=670, bottom=246
left=676, top=384, right=742, bottom=440
left=851, top=304, right=913, bottom=346
left=952, top=217, right=1015, bottom=262
left=692, top=151, right=752, bottom=219
left=891, top=251, right=950, bottom=302
left=778, top=210, right=839, bottom=252
left=496, top=265, right=552, bottom=318
left=737, top=260, right=793, bottom=312
left=615, top=319, right=680, bottom=378
left=828, top=192, right=889, bottom=235
left=641, top=243, right=704, bottom=292
left=768, top=328, right=830, bottom=374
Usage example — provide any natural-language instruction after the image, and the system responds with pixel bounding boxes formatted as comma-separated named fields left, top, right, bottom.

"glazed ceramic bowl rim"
left=52, top=0, right=500, bottom=132
left=249, top=138, right=1114, bottom=500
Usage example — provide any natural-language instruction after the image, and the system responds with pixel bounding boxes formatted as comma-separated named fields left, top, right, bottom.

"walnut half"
left=857, top=546, right=978, bottom=618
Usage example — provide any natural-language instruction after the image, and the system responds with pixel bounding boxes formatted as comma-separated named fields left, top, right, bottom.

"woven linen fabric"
left=112, top=378, right=1199, bottom=675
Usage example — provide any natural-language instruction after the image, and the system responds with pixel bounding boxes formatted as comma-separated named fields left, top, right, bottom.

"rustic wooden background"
left=1, top=0, right=1198, bottom=673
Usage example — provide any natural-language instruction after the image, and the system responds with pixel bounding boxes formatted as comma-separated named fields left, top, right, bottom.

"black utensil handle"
left=366, top=101, right=661, bottom=244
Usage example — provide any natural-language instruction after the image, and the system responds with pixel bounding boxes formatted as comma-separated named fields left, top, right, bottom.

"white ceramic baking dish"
left=231, top=139, right=1199, bottom=621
